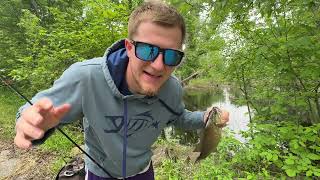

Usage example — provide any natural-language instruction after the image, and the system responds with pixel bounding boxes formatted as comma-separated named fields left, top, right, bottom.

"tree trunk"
left=181, top=71, right=200, bottom=86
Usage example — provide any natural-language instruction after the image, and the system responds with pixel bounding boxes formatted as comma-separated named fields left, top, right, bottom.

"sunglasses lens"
left=133, top=41, right=183, bottom=66
left=164, top=49, right=183, bottom=66
left=135, top=43, right=159, bottom=61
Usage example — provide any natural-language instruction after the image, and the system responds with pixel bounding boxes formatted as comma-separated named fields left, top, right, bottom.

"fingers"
left=22, top=99, right=70, bottom=130
left=16, top=118, right=45, bottom=140
left=221, top=110, right=230, bottom=123
left=14, top=98, right=71, bottom=149
left=14, top=131, right=32, bottom=149
left=33, top=98, right=53, bottom=113
left=22, top=98, right=52, bottom=126
left=15, top=117, right=44, bottom=149
left=53, top=104, right=71, bottom=121
left=40, top=103, right=71, bottom=130
left=21, top=108, right=44, bottom=127
left=215, top=109, right=229, bottom=128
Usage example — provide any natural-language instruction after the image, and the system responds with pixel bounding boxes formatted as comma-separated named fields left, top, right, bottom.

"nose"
left=150, top=53, right=165, bottom=71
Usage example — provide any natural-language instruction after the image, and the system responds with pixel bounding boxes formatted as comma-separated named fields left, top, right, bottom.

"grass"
left=0, top=86, right=25, bottom=140
left=41, top=125, right=84, bottom=153
left=40, top=123, right=84, bottom=174
left=0, top=86, right=84, bottom=148
left=0, top=86, right=84, bottom=176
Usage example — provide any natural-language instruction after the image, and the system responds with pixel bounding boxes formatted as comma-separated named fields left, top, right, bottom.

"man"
left=14, top=1, right=229, bottom=179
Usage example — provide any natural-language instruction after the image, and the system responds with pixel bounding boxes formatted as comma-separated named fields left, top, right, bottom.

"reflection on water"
left=183, top=87, right=224, bottom=111
left=183, top=86, right=250, bottom=142
left=212, top=87, right=250, bottom=142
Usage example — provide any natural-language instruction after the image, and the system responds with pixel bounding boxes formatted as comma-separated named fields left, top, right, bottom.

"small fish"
left=188, top=107, right=222, bottom=162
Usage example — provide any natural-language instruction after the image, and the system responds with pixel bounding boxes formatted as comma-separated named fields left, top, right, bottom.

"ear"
left=125, top=39, right=133, bottom=51
left=125, top=39, right=134, bottom=59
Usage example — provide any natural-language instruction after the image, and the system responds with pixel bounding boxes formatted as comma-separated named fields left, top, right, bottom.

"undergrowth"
left=0, top=87, right=84, bottom=176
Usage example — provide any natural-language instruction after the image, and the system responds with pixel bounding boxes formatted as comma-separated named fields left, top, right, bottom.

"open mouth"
left=143, top=71, right=162, bottom=79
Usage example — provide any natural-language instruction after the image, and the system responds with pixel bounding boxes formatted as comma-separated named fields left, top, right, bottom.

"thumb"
left=219, top=111, right=229, bottom=126
left=221, top=111, right=229, bottom=122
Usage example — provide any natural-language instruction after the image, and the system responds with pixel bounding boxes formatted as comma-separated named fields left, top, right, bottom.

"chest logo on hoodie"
left=104, top=111, right=160, bottom=137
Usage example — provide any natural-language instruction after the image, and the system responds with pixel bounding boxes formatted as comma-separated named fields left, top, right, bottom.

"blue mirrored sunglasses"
left=130, top=40, right=184, bottom=66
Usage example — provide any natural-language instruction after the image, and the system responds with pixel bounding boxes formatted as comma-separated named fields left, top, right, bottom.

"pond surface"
left=183, top=86, right=250, bottom=142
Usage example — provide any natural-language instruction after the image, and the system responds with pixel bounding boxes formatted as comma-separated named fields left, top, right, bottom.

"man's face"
left=125, top=21, right=183, bottom=96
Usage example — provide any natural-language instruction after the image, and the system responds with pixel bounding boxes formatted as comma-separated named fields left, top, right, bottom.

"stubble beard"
left=137, top=80, right=160, bottom=97
left=133, top=73, right=160, bottom=96
left=143, top=87, right=159, bottom=96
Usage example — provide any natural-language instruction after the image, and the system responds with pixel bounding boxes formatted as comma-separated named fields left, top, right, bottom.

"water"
left=183, top=86, right=250, bottom=142
left=211, top=87, right=250, bottom=142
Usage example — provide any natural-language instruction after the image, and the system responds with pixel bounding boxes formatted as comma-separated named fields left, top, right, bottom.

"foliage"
left=41, top=123, right=84, bottom=175
left=0, top=87, right=25, bottom=139
left=235, top=122, right=320, bottom=178
left=1, top=0, right=133, bottom=95
left=184, top=87, right=223, bottom=110
left=0, top=1, right=27, bottom=76
left=0, top=0, right=227, bottom=92
left=0, top=87, right=84, bottom=177
left=157, top=123, right=320, bottom=179
left=1, top=0, right=320, bottom=179
left=210, top=0, right=320, bottom=124
left=162, top=0, right=226, bottom=81
left=40, top=124, right=84, bottom=154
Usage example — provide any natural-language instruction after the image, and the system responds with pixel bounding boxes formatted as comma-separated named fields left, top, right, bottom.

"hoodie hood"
left=104, top=39, right=132, bottom=96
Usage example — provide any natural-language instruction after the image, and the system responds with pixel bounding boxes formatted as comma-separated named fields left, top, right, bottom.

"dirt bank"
left=0, top=140, right=56, bottom=180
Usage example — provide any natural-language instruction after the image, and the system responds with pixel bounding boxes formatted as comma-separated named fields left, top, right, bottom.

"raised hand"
left=14, top=98, right=71, bottom=149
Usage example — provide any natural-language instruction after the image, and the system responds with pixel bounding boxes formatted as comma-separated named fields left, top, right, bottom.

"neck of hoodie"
left=106, top=47, right=132, bottom=96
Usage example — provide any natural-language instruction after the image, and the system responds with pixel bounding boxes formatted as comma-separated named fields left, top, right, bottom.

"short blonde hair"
left=128, top=1, right=186, bottom=44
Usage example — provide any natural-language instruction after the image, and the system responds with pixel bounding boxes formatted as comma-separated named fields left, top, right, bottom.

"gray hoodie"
left=16, top=40, right=205, bottom=178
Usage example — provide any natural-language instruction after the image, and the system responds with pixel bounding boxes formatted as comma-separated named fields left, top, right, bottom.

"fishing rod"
left=0, top=74, right=115, bottom=178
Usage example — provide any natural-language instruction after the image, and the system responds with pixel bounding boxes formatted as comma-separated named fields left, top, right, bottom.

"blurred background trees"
left=0, top=0, right=319, bottom=178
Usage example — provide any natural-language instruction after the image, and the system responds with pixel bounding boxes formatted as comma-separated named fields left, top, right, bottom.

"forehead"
left=134, top=21, right=183, bottom=49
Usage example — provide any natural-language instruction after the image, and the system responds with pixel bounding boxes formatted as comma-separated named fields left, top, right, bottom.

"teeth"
left=144, top=71, right=161, bottom=77
left=145, top=72, right=154, bottom=76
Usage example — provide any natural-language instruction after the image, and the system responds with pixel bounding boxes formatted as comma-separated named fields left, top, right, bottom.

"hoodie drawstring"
left=122, top=99, right=128, bottom=179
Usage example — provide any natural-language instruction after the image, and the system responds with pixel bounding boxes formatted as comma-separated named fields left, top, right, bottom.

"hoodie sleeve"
left=164, top=77, right=205, bottom=130
left=172, top=101, right=206, bottom=130
left=16, top=62, right=85, bottom=144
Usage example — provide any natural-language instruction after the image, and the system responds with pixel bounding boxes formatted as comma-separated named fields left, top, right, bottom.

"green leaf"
left=307, top=153, right=320, bottom=160
left=247, top=174, right=254, bottom=179
left=298, top=141, right=306, bottom=147
left=266, top=153, right=273, bottom=161
left=285, top=158, right=295, bottom=165
left=285, top=169, right=297, bottom=177
left=256, top=143, right=262, bottom=149
left=272, top=154, right=278, bottom=161
left=290, top=140, right=299, bottom=149
left=306, top=170, right=313, bottom=177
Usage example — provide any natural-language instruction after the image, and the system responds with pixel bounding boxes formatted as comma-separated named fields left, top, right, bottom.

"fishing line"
left=0, top=74, right=115, bottom=178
